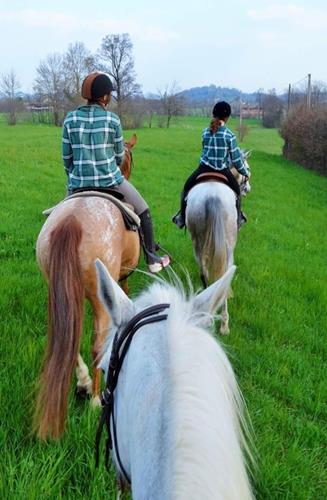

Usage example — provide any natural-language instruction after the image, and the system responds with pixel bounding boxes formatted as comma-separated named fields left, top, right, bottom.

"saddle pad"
left=42, top=191, right=140, bottom=230
left=194, top=172, right=237, bottom=196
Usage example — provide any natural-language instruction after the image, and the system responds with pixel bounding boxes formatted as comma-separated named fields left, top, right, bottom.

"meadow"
left=0, top=115, right=326, bottom=499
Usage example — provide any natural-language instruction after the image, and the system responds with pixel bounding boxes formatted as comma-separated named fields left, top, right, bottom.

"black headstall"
left=95, top=302, right=170, bottom=484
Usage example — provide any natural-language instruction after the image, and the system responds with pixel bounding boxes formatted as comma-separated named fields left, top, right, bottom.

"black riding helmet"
left=212, top=101, right=231, bottom=120
left=81, top=72, right=114, bottom=100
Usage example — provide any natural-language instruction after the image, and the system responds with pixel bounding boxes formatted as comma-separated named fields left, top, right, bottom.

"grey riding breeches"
left=110, top=179, right=148, bottom=215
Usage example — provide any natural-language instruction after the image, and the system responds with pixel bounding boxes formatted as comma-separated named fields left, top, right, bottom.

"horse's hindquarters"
left=34, top=197, right=140, bottom=438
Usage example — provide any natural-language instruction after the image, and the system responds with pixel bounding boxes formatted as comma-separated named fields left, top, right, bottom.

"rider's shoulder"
left=104, top=111, right=122, bottom=127
left=224, top=127, right=236, bottom=140
left=63, top=110, right=77, bottom=127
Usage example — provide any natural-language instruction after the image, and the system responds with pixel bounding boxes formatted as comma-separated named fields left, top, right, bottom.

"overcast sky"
left=1, top=0, right=327, bottom=94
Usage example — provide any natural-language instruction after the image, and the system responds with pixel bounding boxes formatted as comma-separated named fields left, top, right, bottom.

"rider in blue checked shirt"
left=62, top=72, right=170, bottom=273
left=172, top=101, right=249, bottom=229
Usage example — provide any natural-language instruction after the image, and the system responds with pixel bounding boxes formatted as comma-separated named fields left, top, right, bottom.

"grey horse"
left=186, top=151, right=251, bottom=334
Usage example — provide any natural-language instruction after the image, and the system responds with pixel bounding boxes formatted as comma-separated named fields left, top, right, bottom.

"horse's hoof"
left=220, top=326, right=230, bottom=336
left=91, top=396, right=102, bottom=408
left=75, top=386, right=91, bottom=399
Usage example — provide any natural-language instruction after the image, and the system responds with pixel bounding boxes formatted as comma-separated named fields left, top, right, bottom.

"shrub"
left=281, top=104, right=327, bottom=176
left=235, top=123, right=249, bottom=142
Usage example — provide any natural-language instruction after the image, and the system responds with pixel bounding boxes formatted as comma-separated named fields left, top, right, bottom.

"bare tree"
left=0, top=70, right=21, bottom=125
left=143, top=97, right=161, bottom=128
left=310, top=80, right=327, bottom=108
left=34, top=53, right=65, bottom=126
left=235, top=123, right=249, bottom=142
left=158, top=82, right=186, bottom=128
left=98, top=33, right=141, bottom=116
left=63, top=42, right=97, bottom=106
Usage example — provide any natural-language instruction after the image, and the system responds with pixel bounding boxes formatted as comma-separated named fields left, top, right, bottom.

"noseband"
left=95, top=303, right=170, bottom=483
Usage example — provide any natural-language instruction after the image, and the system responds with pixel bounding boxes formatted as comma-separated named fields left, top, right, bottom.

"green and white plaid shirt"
left=62, top=104, right=125, bottom=191
left=200, top=125, right=249, bottom=176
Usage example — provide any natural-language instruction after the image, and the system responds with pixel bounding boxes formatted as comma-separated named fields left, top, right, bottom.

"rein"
left=95, top=302, right=170, bottom=483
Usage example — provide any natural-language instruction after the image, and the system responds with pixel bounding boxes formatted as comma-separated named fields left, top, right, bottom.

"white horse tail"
left=171, top=309, right=254, bottom=499
left=193, top=196, right=226, bottom=285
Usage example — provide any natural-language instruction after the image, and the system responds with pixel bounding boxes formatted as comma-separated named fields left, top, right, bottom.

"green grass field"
left=0, top=116, right=326, bottom=499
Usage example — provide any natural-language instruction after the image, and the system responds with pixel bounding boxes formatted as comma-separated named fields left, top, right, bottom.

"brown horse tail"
left=34, top=215, right=84, bottom=439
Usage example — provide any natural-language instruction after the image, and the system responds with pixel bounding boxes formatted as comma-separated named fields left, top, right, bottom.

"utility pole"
left=287, top=83, right=291, bottom=113
left=307, top=73, right=312, bottom=109
left=239, top=94, right=243, bottom=141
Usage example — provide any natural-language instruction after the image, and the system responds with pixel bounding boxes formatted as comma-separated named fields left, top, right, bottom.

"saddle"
left=42, top=190, right=140, bottom=232
left=72, top=187, right=124, bottom=200
left=194, top=172, right=236, bottom=193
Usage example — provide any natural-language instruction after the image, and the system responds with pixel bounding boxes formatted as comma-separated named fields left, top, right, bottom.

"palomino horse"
left=186, top=152, right=251, bottom=334
left=95, top=260, right=254, bottom=500
left=34, top=135, right=139, bottom=440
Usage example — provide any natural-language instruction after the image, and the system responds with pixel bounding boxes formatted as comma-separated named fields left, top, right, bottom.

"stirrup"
left=172, top=212, right=185, bottom=229
left=148, top=255, right=170, bottom=273
left=155, top=242, right=173, bottom=262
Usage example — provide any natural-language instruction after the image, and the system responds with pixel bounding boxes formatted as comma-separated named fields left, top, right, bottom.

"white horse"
left=96, top=260, right=254, bottom=500
left=186, top=153, right=251, bottom=335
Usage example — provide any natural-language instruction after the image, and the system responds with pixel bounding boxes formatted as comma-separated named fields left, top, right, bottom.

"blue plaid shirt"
left=200, top=125, right=249, bottom=176
left=62, top=104, right=125, bottom=191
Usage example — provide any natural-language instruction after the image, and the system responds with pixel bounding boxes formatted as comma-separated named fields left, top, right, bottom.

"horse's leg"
left=91, top=298, right=110, bottom=406
left=75, top=353, right=93, bottom=397
left=220, top=245, right=234, bottom=335
left=220, top=298, right=230, bottom=335
left=200, top=272, right=208, bottom=289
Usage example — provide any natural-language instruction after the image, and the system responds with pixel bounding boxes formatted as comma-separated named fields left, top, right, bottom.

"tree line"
left=0, top=34, right=186, bottom=128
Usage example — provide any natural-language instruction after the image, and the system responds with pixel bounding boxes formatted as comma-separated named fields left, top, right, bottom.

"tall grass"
left=0, top=117, right=326, bottom=499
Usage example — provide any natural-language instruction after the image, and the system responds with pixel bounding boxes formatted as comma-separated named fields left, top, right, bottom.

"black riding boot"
left=139, top=210, right=170, bottom=272
left=172, top=191, right=187, bottom=229
left=236, top=196, right=247, bottom=228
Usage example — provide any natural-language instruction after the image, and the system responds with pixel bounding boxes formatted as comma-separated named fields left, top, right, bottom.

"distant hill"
left=178, top=85, right=258, bottom=105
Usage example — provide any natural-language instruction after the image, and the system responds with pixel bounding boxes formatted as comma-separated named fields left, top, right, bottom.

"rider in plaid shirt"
left=62, top=72, right=170, bottom=273
left=62, top=106, right=125, bottom=192
left=172, top=101, right=249, bottom=229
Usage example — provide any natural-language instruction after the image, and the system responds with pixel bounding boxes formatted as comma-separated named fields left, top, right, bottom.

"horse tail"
left=34, top=215, right=84, bottom=440
left=171, top=301, right=254, bottom=499
left=201, top=197, right=227, bottom=283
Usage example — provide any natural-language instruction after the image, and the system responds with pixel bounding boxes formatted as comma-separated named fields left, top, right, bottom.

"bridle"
left=95, top=303, right=170, bottom=484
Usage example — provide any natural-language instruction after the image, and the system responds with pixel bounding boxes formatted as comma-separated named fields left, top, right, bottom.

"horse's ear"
left=244, top=149, right=252, bottom=159
left=129, top=133, right=137, bottom=148
left=192, top=266, right=236, bottom=319
left=95, top=259, right=134, bottom=327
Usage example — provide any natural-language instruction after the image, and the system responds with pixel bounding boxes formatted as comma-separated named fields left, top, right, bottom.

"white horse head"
left=96, top=259, right=254, bottom=500
left=231, top=149, right=252, bottom=196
